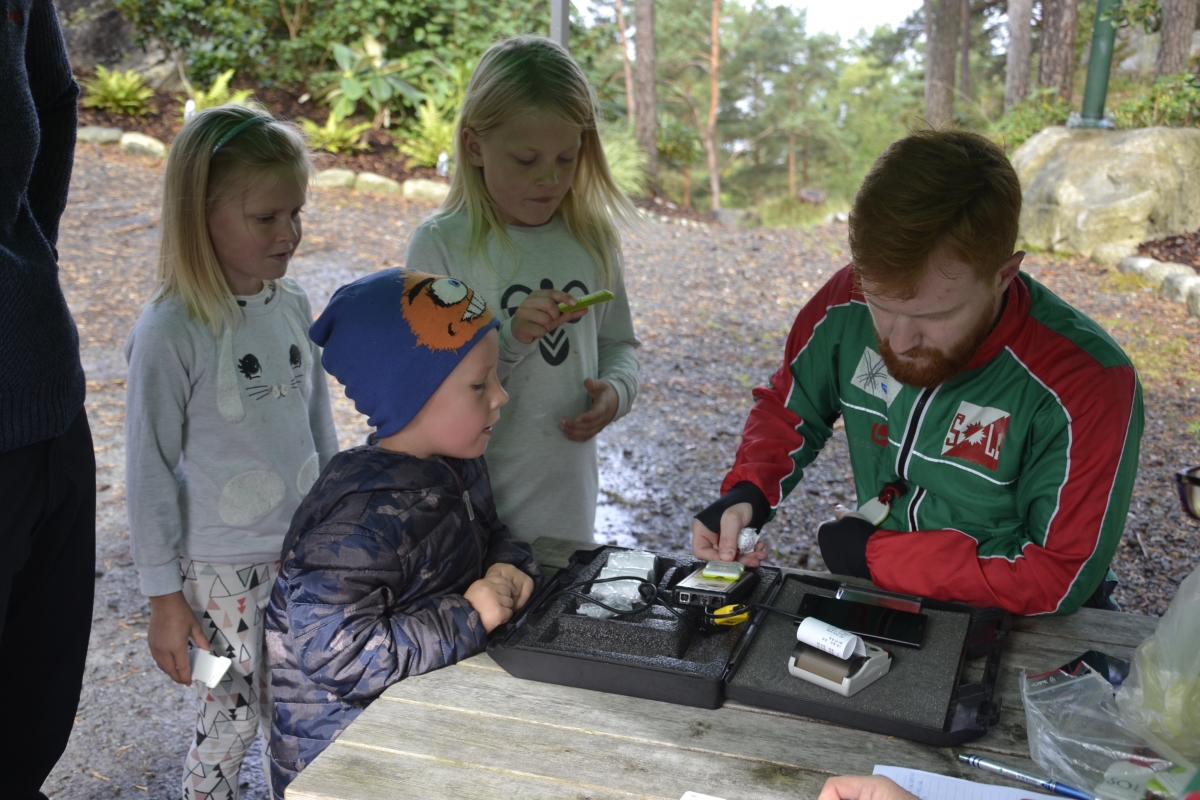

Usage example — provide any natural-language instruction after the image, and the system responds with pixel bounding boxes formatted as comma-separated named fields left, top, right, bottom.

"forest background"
left=79, top=0, right=1200, bottom=226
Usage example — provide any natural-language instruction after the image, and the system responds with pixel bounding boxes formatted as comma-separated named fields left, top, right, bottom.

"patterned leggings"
left=179, top=558, right=280, bottom=800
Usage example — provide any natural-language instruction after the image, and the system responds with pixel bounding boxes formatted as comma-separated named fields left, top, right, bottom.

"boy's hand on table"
left=691, top=503, right=768, bottom=568
left=148, top=591, right=210, bottom=685
left=511, top=290, right=589, bottom=345
left=559, top=378, right=618, bottom=441
left=465, top=575, right=517, bottom=633
left=485, top=562, right=535, bottom=609
left=819, top=776, right=918, bottom=800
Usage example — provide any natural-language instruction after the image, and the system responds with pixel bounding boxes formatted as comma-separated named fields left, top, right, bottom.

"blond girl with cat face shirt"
left=124, top=105, right=337, bottom=800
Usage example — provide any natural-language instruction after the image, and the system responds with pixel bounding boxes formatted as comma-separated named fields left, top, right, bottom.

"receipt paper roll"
left=796, top=616, right=867, bottom=660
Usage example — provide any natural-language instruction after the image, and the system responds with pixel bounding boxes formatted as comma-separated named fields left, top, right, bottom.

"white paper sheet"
left=873, top=765, right=1059, bottom=800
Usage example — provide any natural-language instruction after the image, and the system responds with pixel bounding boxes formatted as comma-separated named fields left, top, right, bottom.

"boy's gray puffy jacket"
left=264, top=445, right=541, bottom=794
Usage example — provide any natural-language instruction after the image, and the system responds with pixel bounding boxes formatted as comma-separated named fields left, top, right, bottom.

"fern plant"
left=180, top=69, right=253, bottom=122
left=81, top=66, right=154, bottom=117
left=396, top=100, right=456, bottom=168
left=299, top=113, right=371, bottom=154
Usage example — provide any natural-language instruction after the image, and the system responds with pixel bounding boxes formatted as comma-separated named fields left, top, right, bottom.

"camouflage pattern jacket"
left=264, top=445, right=541, bottom=795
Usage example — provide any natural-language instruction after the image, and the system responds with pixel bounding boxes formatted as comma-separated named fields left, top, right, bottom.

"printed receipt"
left=797, top=616, right=868, bottom=660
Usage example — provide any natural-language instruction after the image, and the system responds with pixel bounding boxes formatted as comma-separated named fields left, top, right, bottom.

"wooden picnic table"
left=287, top=537, right=1158, bottom=800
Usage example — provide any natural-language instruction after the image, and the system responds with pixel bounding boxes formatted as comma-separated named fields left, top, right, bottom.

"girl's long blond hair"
left=152, top=104, right=313, bottom=335
left=438, top=35, right=637, bottom=290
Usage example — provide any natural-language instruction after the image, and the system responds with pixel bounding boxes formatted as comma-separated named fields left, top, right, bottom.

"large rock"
left=355, top=172, right=402, bottom=194
left=402, top=178, right=450, bottom=203
left=77, top=125, right=123, bottom=145
left=1117, top=255, right=1157, bottom=276
left=311, top=168, right=356, bottom=188
left=1013, top=126, right=1200, bottom=256
left=1143, top=260, right=1195, bottom=289
left=1091, top=242, right=1138, bottom=266
left=1161, top=272, right=1200, bottom=302
left=119, top=132, right=167, bottom=159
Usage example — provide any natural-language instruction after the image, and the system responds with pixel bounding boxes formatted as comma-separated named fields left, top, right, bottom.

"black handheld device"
left=672, top=566, right=760, bottom=609
left=798, top=593, right=927, bottom=648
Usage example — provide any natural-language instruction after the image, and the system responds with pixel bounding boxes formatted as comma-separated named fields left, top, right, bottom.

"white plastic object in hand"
left=188, top=648, right=232, bottom=689
left=856, top=496, right=892, bottom=525
left=737, top=527, right=762, bottom=555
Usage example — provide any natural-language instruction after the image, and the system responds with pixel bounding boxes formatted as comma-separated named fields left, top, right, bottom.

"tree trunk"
left=1005, top=0, right=1033, bottom=110
left=633, top=0, right=657, bottom=179
left=787, top=132, right=796, bottom=198
left=1157, top=0, right=1195, bottom=77
left=801, top=141, right=809, bottom=189
left=706, top=0, right=721, bottom=211
left=614, top=0, right=635, bottom=127
left=1039, top=0, right=1078, bottom=102
left=925, top=0, right=961, bottom=126
left=959, top=0, right=971, bottom=102
left=682, top=163, right=692, bottom=208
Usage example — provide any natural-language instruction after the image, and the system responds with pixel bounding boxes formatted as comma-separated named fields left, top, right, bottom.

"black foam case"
left=487, top=546, right=1011, bottom=744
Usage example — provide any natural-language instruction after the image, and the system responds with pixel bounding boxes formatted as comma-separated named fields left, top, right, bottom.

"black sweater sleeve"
left=24, top=0, right=78, bottom=248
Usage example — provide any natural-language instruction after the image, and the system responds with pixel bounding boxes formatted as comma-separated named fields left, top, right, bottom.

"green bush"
left=396, top=99, right=456, bottom=168
left=180, top=69, right=253, bottom=121
left=992, top=87, right=1072, bottom=151
left=299, top=114, right=372, bottom=154
left=81, top=66, right=154, bottom=117
left=1113, top=72, right=1200, bottom=129
left=317, top=35, right=420, bottom=127
left=599, top=121, right=648, bottom=199
left=115, top=0, right=559, bottom=89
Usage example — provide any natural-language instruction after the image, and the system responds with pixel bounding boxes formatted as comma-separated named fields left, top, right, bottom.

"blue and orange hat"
left=310, top=268, right=499, bottom=437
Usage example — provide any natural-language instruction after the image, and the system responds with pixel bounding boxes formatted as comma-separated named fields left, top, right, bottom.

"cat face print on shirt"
left=500, top=278, right=588, bottom=366
left=401, top=273, right=494, bottom=351
left=235, top=344, right=305, bottom=401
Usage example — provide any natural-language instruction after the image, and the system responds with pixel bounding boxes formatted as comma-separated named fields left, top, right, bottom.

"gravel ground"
left=43, top=147, right=1200, bottom=798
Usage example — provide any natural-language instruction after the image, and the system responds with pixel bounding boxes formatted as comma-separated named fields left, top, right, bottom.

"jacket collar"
left=960, top=273, right=1030, bottom=373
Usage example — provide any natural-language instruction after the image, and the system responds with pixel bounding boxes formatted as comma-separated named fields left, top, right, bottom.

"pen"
left=958, top=754, right=1100, bottom=800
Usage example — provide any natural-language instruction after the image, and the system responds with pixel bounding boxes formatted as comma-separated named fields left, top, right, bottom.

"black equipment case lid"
left=487, top=546, right=1011, bottom=745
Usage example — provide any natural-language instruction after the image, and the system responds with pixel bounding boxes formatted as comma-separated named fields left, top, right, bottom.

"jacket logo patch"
left=851, top=347, right=898, bottom=407
left=942, top=401, right=1010, bottom=471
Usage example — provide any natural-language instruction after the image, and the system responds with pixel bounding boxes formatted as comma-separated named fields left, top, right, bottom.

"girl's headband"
left=211, top=115, right=270, bottom=156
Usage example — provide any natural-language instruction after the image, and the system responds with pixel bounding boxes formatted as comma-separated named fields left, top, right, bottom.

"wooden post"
left=550, top=0, right=570, bottom=50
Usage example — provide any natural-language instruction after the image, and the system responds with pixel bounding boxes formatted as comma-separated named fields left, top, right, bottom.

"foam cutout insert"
left=509, top=547, right=780, bottom=680
left=727, top=576, right=970, bottom=728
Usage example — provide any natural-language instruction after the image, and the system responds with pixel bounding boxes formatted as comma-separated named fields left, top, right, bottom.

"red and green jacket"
left=725, top=266, right=1142, bottom=615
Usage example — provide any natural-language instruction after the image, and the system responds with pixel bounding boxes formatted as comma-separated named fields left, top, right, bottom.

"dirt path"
left=43, top=147, right=1200, bottom=798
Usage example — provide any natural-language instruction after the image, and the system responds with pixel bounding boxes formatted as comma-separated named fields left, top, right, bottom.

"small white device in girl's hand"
left=188, top=648, right=233, bottom=689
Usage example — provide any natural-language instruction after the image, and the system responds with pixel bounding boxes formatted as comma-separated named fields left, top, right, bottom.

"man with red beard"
left=692, top=129, right=1142, bottom=615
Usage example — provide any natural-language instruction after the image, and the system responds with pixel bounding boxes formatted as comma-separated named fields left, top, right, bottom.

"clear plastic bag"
left=1021, top=569, right=1200, bottom=800
left=1117, top=568, right=1200, bottom=764
left=1022, top=667, right=1184, bottom=800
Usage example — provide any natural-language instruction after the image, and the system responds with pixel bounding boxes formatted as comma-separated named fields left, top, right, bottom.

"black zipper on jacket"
left=897, top=387, right=936, bottom=480
left=437, top=457, right=486, bottom=561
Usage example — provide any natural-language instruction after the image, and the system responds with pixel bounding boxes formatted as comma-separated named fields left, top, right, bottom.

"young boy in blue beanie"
left=264, top=269, right=542, bottom=795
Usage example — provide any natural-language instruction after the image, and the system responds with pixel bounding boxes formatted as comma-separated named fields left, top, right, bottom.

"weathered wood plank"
left=338, top=698, right=833, bottom=800
left=286, top=741, right=680, bottom=800
left=1010, top=608, right=1155, bottom=650
left=373, top=660, right=976, bottom=781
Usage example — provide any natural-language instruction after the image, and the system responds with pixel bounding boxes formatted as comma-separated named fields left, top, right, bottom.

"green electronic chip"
left=558, top=289, right=615, bottom=313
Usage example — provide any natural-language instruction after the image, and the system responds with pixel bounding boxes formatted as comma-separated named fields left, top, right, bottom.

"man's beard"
left=876, top=310, right=995, bottom=389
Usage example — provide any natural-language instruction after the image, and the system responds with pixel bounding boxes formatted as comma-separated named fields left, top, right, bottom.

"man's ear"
left=996, top=250, right=1025, bottom=293
left=462, top=128, right=485, bottom=168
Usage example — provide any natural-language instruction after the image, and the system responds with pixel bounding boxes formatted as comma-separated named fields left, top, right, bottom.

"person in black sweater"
left=0, top=2, right=95, bottom=797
